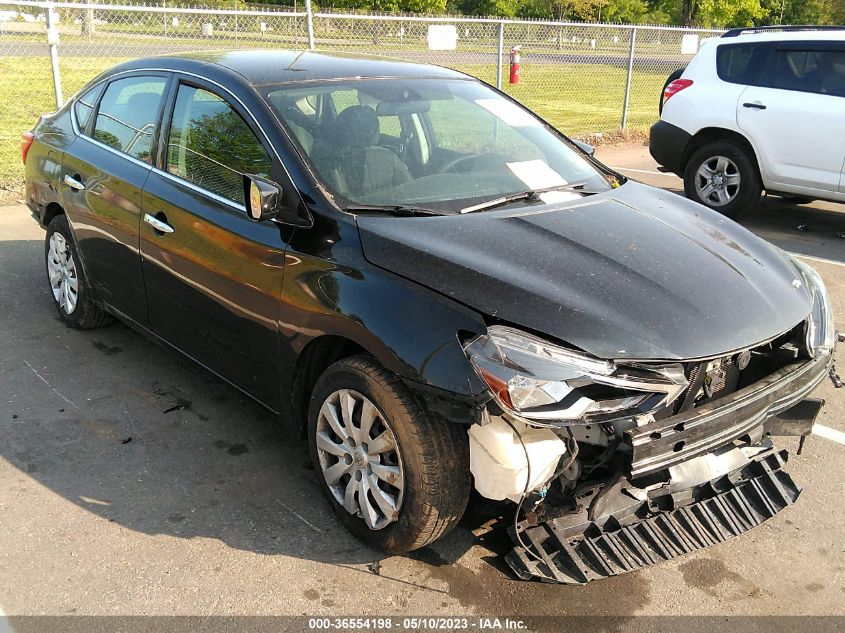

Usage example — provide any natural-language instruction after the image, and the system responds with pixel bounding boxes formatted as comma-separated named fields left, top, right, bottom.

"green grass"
left=0, top=56, right=124, bottom=194
left=454, top=63, right=666, bottom=136
left=0, top=54, right=666, bottom=194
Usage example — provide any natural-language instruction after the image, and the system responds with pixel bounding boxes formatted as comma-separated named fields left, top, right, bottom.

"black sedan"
left=23, top=51, right=838, bottom=583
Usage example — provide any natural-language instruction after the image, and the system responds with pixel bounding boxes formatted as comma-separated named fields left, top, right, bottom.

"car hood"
left=356, top=181, right=813, bottom=360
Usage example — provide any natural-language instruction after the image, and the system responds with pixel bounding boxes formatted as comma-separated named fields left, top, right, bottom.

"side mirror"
left=243, top=173, right=314, bottom=228
left=244, top=174, right=281, bottom=222
left=573, top=139, right=595, bottom=157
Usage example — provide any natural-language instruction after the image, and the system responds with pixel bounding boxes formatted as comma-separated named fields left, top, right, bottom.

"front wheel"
left=307, top=355, right=470, bottom=553
left=683, top=141, right=761, bottom=218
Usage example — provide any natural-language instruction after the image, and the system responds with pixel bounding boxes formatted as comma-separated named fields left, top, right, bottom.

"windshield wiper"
left=458, top=183, right=589, bottom=214
left=344, top=204, right=446, bottom=217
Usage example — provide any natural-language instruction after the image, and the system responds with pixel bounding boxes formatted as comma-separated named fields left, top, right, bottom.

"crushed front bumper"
left=627, top=353, right=831, bottom=477
left=504, top=351, right=835, bottom=584
left=506, top=449, right=799, bottom=584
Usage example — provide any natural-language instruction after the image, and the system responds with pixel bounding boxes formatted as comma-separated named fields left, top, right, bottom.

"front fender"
left=280, top=217, right=489, bottom=420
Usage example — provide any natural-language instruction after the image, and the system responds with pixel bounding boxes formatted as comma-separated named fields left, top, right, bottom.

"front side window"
left=756, top=48, right=845, bottom=96
left=92, top=76, right=167, bottom=162
left=74, top=82, right=105, bottom=132
left=263, top=78, right=613, bottom=212
left=166, top=84, right=273, bottom=204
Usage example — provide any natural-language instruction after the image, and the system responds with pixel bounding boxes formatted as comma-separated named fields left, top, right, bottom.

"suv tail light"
left=21, top=132, right=34, bottom=165
left=663, top=79, right=693, bottom=105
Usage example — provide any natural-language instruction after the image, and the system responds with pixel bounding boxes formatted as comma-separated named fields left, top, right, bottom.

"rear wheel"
left=684, top=141, right=761, bottom=218
left=307, top=355, right=470, bottom=552
left=45, top=215, right=112, bottom=329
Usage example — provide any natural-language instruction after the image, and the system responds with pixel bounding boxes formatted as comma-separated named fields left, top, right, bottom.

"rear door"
left=736, top=42, right=845, bottom=193
left=139, top=78, right=290, bottom=408
left=60, top=72, right=170, bottom=324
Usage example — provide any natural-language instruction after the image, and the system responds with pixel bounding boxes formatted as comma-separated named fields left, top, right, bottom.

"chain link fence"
left=0, top=1, right=723, bottom=201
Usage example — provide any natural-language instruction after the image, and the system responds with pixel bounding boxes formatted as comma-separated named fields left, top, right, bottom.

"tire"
left=683, top=141, right=761, bottom=218
left=659, top=67, right=685, bottom=114
left=44, top=215, right=112, bottom=329
left=307, top=355, right=470, bottom=553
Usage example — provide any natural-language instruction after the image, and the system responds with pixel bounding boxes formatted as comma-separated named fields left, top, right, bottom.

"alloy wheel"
left=694, top=155, right=741, bottom=207
left=315, top=389, right=405, bottom=530
left=47, top=233, right=79, bottom=315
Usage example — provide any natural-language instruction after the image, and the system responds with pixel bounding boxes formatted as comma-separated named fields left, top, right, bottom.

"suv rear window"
left=716, top=43, right=772, bottom=85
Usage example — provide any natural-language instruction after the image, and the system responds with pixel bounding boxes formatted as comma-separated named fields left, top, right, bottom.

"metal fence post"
left=304, top=0, right=315, bottom=50
left=496, top=21, right=504, bottom=90
left=45, top=2, right=63, bottom=108
left=620, top=27, right=637, bottom=130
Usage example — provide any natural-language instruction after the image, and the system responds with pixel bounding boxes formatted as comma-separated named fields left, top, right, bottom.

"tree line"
left=294, top=0, right=845, bottom=28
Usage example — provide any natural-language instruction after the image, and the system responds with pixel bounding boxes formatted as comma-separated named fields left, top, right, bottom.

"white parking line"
left=788, top=253, right=845, bottom=269
left=0, top=605, right=12, bottom=633
left=609, top=166, right=678, bottom=177
left=814, top=423, right=845, bottom=446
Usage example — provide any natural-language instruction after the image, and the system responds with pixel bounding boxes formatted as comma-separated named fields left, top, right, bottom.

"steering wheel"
left=437, top=153, right=481, bottom=174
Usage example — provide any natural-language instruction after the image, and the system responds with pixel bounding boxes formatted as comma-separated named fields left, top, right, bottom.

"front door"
left=60, top=73, right=170, bottom=324
left=737, top=43, right=845, bottom=193
left=140, top=80, right=289, bottom=408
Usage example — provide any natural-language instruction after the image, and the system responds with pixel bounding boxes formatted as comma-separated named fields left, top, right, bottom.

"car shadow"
left=0, top=238, right=515, bottom=576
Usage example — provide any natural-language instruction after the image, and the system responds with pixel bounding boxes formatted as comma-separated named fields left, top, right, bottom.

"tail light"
left=21, top=132, right=34, bottom=165
left=663, top=79, right=693, bottom=106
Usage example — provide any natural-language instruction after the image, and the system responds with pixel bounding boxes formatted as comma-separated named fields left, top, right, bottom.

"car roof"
left=718, top=30, right=845, bottom=45
left=112, top=50, right=471, bottom=86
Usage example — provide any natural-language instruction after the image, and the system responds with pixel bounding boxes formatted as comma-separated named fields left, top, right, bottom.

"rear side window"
left=716, top=43, right=773, bottom=85
left=165, top=84, right=272, bottom=204
left=92, top=76, right=167, bottom=162
left=755, top=48, right=845, bottom=97
left=74, top=82, right=104, bottom=132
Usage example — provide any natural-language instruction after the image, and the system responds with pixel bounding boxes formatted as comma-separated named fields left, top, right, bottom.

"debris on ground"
left=163, top=398, right=191, bottom=414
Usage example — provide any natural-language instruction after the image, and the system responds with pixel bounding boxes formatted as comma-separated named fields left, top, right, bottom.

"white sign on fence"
left=681, top=33, right=699, bottom=55
left=427, top=24, right=457, bottom=51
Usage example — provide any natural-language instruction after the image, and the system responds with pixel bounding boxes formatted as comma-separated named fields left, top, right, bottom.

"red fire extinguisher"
left=509, top=45, right=521, bottom=84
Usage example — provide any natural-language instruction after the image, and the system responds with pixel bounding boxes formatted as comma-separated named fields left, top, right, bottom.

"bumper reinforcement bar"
left=505, top=450, right=800, bottom=584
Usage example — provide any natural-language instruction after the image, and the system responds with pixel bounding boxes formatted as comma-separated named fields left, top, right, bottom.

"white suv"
left=650, top=27, right=845, bottom=217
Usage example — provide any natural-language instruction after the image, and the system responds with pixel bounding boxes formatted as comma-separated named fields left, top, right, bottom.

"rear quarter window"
left=716, top=43, right=773, bottom=85
left=73, top=82, right=104, bottom=132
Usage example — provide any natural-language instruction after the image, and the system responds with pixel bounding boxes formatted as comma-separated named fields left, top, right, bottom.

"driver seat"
left=330, top=106, right=411, bottom=197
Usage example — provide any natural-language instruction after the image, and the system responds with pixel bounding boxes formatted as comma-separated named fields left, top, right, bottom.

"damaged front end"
left=462, top=261, right=839, bottom=583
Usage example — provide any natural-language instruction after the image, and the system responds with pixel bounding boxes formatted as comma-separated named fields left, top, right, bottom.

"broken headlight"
left=463, top=326, right=688, bottom=423
left=794, top=257, right=835, bottom=357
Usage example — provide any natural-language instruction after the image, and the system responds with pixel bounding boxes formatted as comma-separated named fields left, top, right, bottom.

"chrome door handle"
left=63, top=174, right=85, bottom=190
left=143, top=213, right=174, bottom=234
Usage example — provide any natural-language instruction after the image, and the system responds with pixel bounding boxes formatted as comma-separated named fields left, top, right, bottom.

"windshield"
left=262, top=78, right=616, bottom=213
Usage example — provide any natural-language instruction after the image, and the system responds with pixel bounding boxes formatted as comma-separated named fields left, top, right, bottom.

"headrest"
left=334, top=105, right=379, bottom=149
left=124, top=92, right=163, bottom=127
